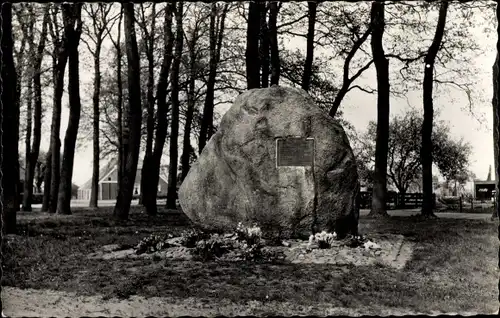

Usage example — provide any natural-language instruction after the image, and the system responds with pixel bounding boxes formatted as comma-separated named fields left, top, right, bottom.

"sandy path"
left=2, top=286, right=485, bottom=317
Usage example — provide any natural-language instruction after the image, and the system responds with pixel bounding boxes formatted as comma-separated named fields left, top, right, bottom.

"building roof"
left=80, top=159, right=118, bottom=189
left=80, top=157, right=169, bottom=190
left=474, top=180, right=496, bottom=185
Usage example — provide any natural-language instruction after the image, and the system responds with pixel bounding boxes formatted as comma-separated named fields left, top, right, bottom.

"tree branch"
left=347, top=85, right=376, bottom=94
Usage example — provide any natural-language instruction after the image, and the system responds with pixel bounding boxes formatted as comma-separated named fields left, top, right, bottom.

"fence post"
left=459, top=196, right=462, bottom=213
left=471, top=198, right=474, bottom=212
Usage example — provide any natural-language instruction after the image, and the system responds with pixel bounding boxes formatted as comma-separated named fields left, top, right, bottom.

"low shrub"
left=192, top=234, right=235, bottom=261
left=179, top=228, right=209, bottom=248
left=135, top=233, right=174, bottom=254
left=133, top=223, right=282, bottom=262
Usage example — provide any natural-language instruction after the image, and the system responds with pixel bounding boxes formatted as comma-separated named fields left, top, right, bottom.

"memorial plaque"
left=276, top=137, right=314, bottom=167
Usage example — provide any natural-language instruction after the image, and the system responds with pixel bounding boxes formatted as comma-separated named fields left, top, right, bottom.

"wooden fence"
left=360, top=192, right=436, bottom=210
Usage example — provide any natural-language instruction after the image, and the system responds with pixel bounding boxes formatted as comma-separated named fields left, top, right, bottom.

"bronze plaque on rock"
left=276, top=137, right=314, bottom=167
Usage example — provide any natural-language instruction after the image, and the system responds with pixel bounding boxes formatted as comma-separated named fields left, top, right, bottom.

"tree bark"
left=492, top=54, right=499, bottom=219
left=268, top=2, right=280, bottom=86
left=301, top=1, right=317, bottom=92
left=56, top=3, right=83, bottom=215
left=84, top=3, right=114, bottom=206
left=140, top=3, right=156, bottom=207
left=181, top=24, right=199, bottom=182
left=22, top=10, right=35, bottom=211
left=113, top=3, right=143, bottom=219
left=206, top=5, right=228, bottom=144
left=42, top=5, right=59, bottom=212
left=13, top=5, right=27, bottom=124
left=166, top=1, right=184, bottom=209
left=113, top=9, right=124, bottom=197
left=23, top=73, right=33, bottom=210
left=495, top=9, right=500, bottom=296
left=89, top=41, right=102, bottom=208
left=23, top=8, right=49, bottom=211
left=492, top=3, right=500, bottom=220
left=421, top=0, right=448, bottom=218
left=200, top=4, right=217, bottom=152
left=1, top=3, right=19, bottom=234
left=246, top=1, right=261, bottom=90
left=198, top=3, right=229, bottom=153
left=145, top=2, right=174, bottom=216
left=368, top=1, right=390, bottom=218
left=259, top=2, right=270, bottom=88
left=49, top=6, right=70, bottom=214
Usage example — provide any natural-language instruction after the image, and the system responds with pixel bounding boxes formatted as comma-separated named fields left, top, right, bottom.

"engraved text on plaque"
left=276, top=137, right=314, bottom=167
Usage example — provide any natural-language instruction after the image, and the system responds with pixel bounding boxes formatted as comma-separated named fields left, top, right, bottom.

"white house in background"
left=77, top=159, right=169, bottom=200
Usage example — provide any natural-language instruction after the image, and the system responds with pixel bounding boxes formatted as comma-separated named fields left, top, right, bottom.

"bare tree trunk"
left=199, top=4, right=229, bottom=153
left=140, top=4, right=157, bottom=207
left=206, top=5, right=228, bottom=144
left=246, top=1, right=261, bottom=89
left=198, top=4, right=217, bottom=154
left=49, top=6, right=69, bottom=213
left=368, top=1, right=390, bottom=218
left=114, top=9, right=124, bottom=197
left=84, top=3, right=114, bottom=206
left=181, top=24, right=199, bottom=181
left=145, top=3, right=174, bottom=216
left=259, top=2, right=270, bottom=88
left=492, top=5, right=500, bottom=220
left=268, top=2, right=280, bottom=86
left=421, top=1, right=448, bottom=218
left=13, top=5, right=27, bottom=125
left=22, top=10, right=35, bottom=211
left=301, top=1, right=317, bottom=92
left=89, top=41, right=102, bottom=208
left=56, top=3, right=83, bottom=215
left=23, top=76, right=33, bottom=210
left=166, top=1, right=184, bottom=209
left=23, top=8, right=49, bottom=211
left=113, top=3, right=143, bottom=219
left=42, top=5, right=60, bottom=212
left=1, top=3, right=19, bottom=234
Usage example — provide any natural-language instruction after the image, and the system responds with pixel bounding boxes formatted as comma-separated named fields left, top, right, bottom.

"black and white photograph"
left=1, top=1, right=499, bottom=316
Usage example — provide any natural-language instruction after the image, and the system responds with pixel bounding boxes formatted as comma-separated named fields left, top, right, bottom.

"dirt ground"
left=3, top=208, right=498, bottom=316
left=2, top=286, right=484, bottom=317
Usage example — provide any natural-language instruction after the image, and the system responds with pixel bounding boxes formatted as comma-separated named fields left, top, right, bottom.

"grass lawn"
left=2, top=206, right=498, bottom=315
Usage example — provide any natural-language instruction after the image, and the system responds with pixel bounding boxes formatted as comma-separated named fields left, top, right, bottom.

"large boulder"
left=179, top=86, right=360, bottom=239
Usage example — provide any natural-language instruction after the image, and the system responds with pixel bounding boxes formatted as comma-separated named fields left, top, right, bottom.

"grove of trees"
left=353, top=109, right=472, bottom=198
left=1, top=1, right=499, bottom=234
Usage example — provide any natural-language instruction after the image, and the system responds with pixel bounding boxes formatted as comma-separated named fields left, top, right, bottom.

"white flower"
left=363, top=241, right=381, bottom=250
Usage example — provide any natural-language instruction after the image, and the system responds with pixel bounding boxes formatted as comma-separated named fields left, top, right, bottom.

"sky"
left=32, top=3, right=498, bottom=189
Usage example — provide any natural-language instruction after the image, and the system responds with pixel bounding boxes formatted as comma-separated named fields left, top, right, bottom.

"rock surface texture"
left=179, top=86, right=360, bottom=238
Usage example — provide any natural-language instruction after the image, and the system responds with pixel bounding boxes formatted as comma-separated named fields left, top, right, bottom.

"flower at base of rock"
left=363, top=240, right=381, bottom=250
left=247, top=226, right=262, bottom=238
left=236, top=222, right=262, bottom=243
left=308, top=231, right=337, bottom=249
